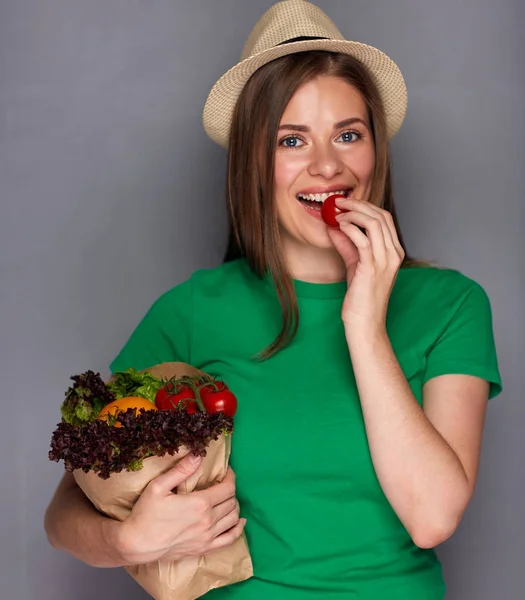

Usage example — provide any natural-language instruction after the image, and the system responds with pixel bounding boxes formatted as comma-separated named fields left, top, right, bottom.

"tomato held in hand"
left=155, top=384, right=198, bottom=414
left=200, top=388, right=238, bottom=418
left=320, top=194, right=349, bottom=229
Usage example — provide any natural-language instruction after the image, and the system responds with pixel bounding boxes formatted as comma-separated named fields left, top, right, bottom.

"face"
left=274, top=75, right=375, bottom=256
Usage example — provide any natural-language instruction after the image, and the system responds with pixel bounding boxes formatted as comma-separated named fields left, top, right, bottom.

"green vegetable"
left=107, top=368, right=164, bottom=403
left=60, top=371, right=115, bottom=425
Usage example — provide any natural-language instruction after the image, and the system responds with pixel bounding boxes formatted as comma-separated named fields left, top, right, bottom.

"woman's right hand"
left=117, top=453, right=246, bottom=565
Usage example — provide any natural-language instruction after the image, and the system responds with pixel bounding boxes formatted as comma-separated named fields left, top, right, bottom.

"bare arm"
left=44, top=472, right=129, bottom=568
left=346, top=326, right=488, bottom=549
left=44, top=455, right=245, bottom=568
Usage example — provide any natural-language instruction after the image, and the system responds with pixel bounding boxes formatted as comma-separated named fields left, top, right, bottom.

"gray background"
left=1, top=0, right=523, bottom=599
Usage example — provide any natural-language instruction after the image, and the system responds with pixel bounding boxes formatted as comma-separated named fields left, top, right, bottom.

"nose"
left=307, top=142, right=344, bottom=179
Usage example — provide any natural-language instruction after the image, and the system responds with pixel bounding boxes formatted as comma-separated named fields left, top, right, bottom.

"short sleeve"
left=109, top=279, right=193, bottom=374
left=423, top=281, right=503, bottom=399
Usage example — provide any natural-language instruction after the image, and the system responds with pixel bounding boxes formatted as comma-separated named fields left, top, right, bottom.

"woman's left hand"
left=327, top=197, right=405, bottom=330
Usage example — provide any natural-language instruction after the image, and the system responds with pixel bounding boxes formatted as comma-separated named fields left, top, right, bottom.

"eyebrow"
left=278, top=117, right=368, bottom=132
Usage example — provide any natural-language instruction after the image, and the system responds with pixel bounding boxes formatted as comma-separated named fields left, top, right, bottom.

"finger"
left=147, top=453, right=202, bottom=497
left=207, top=518, right=247, bottom=552
left=211, top=497, right=239, bottom=526
left=336, top=196, right=382, bottom=216
left=382, top=210, right=405, bottom=256
left=361, top=202, right=401, bottom=252
left=210, top=501, right=240, bottom=537
left=336, top=198, right=396, bottom=249
left=337, top=212, right=385, bottom=265
left=336, top=222, right=374, bottom=266
left=195, top=467, right=236, bottom=508
left=326, top=226, right=360, bottom=274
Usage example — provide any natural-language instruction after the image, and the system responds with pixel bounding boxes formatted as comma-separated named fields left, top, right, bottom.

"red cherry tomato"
left=320, top=194, right=349, bottom=228
left=155, top=384, right=197, bottom=414
left=201, top=388, right=238, bottom=418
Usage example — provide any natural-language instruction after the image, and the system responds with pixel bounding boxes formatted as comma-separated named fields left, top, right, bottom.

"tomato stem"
left=178, top=375, right=209, bottom=412
left=163, top=374, right=221, bottom=414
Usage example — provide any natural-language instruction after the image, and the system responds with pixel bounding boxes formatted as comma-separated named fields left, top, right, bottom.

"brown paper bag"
left=73, top=362, right=253, bottom=600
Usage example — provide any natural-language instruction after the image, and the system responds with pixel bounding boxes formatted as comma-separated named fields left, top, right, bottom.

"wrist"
left=343, top=319, right=388, bottom=342
left=344, top=322, right=391, bottom=361
left=105, top=518, right=135, bottom=567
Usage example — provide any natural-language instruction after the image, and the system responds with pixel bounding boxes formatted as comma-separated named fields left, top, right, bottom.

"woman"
left=44, top=1, right=502, bottom=598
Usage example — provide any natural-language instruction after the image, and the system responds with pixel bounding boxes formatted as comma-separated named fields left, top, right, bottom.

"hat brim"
left=202, top=38, right=408, bottom=148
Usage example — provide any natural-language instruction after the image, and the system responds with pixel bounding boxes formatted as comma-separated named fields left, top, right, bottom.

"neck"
left=282, top=239, right=348, bottom=284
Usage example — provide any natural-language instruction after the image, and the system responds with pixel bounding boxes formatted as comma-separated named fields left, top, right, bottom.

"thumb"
left=149, top=453, right=203, bottom=495
left=327, top=228, right=358, bottom=274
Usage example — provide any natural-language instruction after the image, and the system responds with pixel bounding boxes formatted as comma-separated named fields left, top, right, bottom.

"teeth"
left=297, top=190, right=347, bottom=203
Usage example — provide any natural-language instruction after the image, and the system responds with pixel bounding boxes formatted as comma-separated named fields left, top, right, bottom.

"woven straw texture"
left=203, top=0, right=407, bottom=148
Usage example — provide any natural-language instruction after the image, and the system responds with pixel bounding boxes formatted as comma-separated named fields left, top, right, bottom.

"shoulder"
left=395, top=264, right=491, bottom=310
left=154, top=259, right=254, bottom=310
left=398, top=264, right=477, bottom=290
left=188, top=259, right=254, bottom=295
left=389, top=265, right=496, bottom=349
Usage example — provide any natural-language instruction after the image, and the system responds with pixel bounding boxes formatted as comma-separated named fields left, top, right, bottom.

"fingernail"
left=188, top=453, right=202, bottom=463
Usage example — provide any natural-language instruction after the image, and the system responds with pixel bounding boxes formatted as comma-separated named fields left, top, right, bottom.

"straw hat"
left=202, top=0, right=408, bottom=148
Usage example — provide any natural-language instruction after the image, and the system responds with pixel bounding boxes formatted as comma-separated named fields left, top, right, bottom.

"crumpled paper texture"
left=73, top=362, right=253, bottom=599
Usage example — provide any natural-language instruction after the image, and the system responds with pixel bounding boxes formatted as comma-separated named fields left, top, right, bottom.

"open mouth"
left=296, top=189, right=351, bottom=211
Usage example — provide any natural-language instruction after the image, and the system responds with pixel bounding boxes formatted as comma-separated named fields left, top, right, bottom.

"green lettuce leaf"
left=106, top=369, right=164, bottom=403
left=60, top=371, right=114, bottom=425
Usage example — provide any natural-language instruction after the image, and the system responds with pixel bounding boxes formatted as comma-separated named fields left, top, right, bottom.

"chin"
left=303, top=231, right=336, bottom=251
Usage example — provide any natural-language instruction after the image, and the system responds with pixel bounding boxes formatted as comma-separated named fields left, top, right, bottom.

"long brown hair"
left=223, top=51, right=432, bottom=359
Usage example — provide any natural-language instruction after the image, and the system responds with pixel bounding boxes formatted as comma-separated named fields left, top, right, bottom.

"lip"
left=296, top=185, right=353, bottom=196
left=299, top=202, right=324, bottom=220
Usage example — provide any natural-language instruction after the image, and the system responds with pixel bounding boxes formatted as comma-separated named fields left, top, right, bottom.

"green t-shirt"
left=110, top=258, right=502, bottom=600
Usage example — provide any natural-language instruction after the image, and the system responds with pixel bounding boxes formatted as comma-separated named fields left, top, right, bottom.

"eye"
left=279, top=135, right=304, bottom=148
left=338, top=130, right=363, bottom=143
